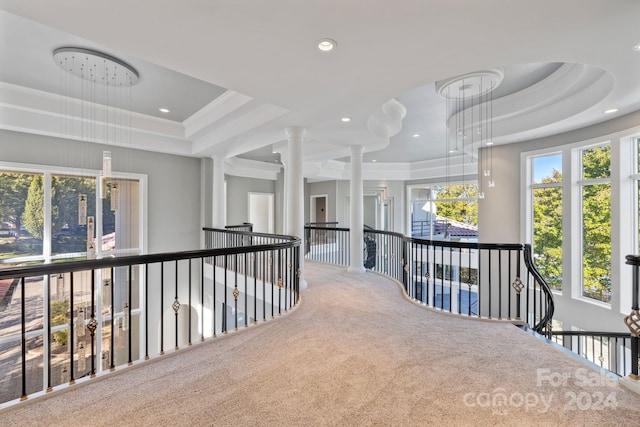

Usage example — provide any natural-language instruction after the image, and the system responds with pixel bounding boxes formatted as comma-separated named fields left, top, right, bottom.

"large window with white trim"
left=530, top=153, right=563, bottom=291
left=527, top=141, right=618, bottom=305
left=0, top=164, right=144, bottom=268
left=579, top=144, right=611, bottom=303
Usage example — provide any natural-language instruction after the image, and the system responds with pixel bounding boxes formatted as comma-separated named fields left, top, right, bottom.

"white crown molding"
left=225, top=157, right=281, bottom=180
left=183, top=90, right=254, bottom=140
left=191, top=102, right=289, bottom=156
left=0, top=82, right=192, bottom=155
left=448, top=63, right=614, bottom=145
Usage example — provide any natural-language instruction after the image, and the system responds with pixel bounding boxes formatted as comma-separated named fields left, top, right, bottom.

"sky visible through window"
left=533, top=154, right=561, bottom=183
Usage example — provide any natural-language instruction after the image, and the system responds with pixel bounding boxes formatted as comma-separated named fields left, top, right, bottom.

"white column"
left=348, top=145, right=365, bottom=273
left=212, top=156, right=226, bottom=228
left=284, top=127, right=307, bottom=290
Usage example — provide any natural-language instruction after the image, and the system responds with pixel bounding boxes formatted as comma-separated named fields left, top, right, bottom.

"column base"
left=347, top=266, right=366, bottom=273
left=620, top=375, right=640, bottom=395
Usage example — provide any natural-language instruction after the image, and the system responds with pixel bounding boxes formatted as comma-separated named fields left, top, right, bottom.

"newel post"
left=621, top=255, right=640, bottom=394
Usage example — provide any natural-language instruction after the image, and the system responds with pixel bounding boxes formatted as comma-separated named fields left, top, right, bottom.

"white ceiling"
left=1, top=1, right=640, bottom=180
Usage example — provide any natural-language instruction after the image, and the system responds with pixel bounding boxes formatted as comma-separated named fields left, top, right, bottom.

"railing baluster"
left=20, top=277, right=26, bottom=401
left=223, top=255, right=228, bottom=334
left=200, top=258, right=204, bottom=342
left=128, top=265, right=133, bottom=363
left=188, top=259, right=193, bottom=345
left=46, top=274, right=52, bottom=392
left=145, top=263, right=149, bottom=359
left=90, top=269, right=96, bottom=376
left=69, top=272, right=75, bottom=383
left=159, top=264, right=164, bottom=355
left=254, top=252, right=258, bottom=322
left=244, top=252, right=248, bottom=327
left=213, top=256, right=217, bottom=337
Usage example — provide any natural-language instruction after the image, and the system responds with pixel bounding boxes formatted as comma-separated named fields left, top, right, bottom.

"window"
left=51, top=174, right=96, bottom=255
left=0, top=164, right=144, bottom=267
left=530, top=154, right=562, bottom=290
left=0, top=171, right=44, bottom=265
left=580, top=144, right=611, bottom=303
left=408, top=183, right=479, bottom=241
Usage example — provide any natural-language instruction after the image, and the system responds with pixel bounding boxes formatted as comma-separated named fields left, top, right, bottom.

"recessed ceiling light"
left=158, top=108, right=170, bottom=113
left=633, top=43, right=640, bottom=52
left=604, top=108, right=618, bottom=114
left=341, top=117, right=351, bottom=122
left=372, top=159, right=377, bottom=162
left=486, top=141, right=494, bottom=146
left=412, top=134, right=420, bottom=138
left=318, top=38, right=337, bottom=52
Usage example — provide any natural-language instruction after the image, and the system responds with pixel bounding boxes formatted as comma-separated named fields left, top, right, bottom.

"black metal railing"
left=225, top=222, right=253, bottom=232
left=304, top=225, right=350, bottom=264
left=305, top=225, right=554, bottom=334
left=549, top=331, right=632, bottom=377
left=0, top=229, right=300, bottom=406
left=305, top=222, right=338, bottom=227
left=546, top=255, right=640, bottom=379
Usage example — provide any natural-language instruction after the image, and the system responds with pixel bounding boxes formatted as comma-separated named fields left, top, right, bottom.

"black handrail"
left=0, top=241, right=299, bottom=280
left=225, top=223, right=253, bottom=232
left=0, top=228, right=300, bottom=405
left=523, top=244, right=554, bottom=334
left=305, top=225, right=555, bottom=334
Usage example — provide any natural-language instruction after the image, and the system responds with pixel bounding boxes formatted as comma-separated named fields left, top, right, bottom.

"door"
left=248, top=193, right=274, bottom=233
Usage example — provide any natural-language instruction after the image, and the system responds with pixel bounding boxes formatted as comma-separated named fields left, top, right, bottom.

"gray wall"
left=0, top=129, right=201, bottom=253
left=226, top=175, right=275, bottom=225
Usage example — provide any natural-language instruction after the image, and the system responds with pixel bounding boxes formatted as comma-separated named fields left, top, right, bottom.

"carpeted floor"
left=2, top=262, right=640, bottom=426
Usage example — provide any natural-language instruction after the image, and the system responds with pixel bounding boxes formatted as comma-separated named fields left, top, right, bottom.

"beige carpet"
left=2, top=262, right=640, bottom=426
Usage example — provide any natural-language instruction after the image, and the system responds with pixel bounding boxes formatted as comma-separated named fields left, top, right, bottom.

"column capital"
left=350, top=144, right=364, bottom=155
left=285, top=126, right=307, bottom=139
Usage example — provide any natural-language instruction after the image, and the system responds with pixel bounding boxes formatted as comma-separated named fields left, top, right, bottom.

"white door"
left=248, top=193, right=274, bottom=233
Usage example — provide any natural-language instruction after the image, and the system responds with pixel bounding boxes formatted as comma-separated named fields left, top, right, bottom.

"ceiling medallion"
left=435, top=69, right=504, bottom=99
left=53, top=47, right=139, bottom=86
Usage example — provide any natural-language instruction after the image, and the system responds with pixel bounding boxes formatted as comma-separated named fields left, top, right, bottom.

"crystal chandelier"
left=436, top=69, right=503, bottom=199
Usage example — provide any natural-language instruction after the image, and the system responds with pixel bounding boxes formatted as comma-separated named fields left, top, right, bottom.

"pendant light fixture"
left=436, top=69, right=503, bottom=199
left=54, top=47, right=138, bottom=242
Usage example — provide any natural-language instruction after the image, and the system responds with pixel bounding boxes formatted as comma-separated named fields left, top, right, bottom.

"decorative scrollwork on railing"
left=512, top=277, right=524, bottom=294
left=624, top=309, right=640, bottom=337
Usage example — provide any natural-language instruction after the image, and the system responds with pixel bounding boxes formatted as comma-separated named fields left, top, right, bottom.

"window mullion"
left=43, top=172, right=52, bottom=262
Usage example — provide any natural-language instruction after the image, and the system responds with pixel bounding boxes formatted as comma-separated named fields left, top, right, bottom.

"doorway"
left=248, top=193, right=274, bottom=233
left=310, top=195, right=328, bottom=224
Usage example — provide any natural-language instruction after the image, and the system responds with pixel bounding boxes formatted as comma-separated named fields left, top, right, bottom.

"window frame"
left=576, top=143, right=612, bottom=304
left=0, top=160, right=147, bottom=265
left=528, top=152, right=563, bottom=293
left=522, top=128, right=640, bottom=318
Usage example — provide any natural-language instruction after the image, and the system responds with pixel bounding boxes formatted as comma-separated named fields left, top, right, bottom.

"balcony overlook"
left=2, top=262, right=639, bottom=425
